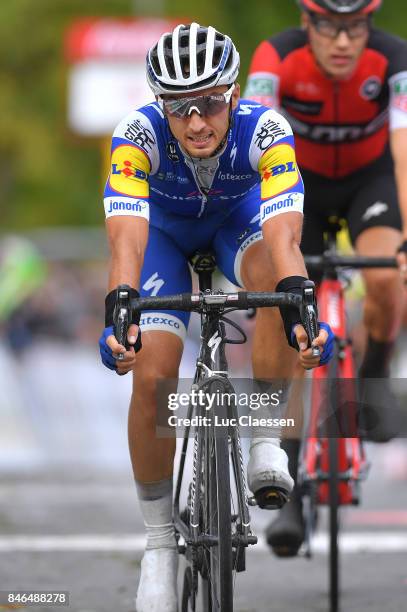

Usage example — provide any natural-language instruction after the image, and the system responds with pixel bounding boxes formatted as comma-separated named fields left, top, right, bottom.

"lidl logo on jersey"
left=259, top=143, right=300, bottom=199
left=262, top=162, right=296, bottom=181
left=260, top=192, right=304, bottom=224
left=111, top=162, right=147, bottom=181
left=109, top=145, right=150, bottom=197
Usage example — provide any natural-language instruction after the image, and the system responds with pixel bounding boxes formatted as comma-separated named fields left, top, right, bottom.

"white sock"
left=249, top=379, right=291, bottom=443
left=136, top=478, right=176, bottom=550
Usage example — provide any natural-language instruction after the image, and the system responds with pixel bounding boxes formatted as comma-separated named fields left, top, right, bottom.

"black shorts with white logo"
left=300, top=148, right=401, bottom=258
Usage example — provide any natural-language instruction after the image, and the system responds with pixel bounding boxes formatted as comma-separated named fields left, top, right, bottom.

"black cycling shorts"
left=300, top=149, right=401, bottom=258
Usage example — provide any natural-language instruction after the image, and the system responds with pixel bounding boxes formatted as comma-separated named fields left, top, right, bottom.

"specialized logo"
left=360, top=76, right=382, bottom=101
left=362, top=201, right=388, bottom=221
left=167, top=141, right=180, bottom=162
left=260, top=192, right=304, bottom=224
left=109, top=145, right=150, bottom=197
left=255, top=119, right=286, bottom=150
left=259, top=144, right=300, bottom=200
left=104, top=198, right=149, bottom=220
left=124, top=119, right=156, bottom=151
left=208, top=330, right=222, bottom=363
left=237, top=104, right=260, bottom=115
left=142, top=272, right=165, bottom=296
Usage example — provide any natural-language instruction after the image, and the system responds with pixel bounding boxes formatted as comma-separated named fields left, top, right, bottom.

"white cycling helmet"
left=146, top=22, right=240, bottom=96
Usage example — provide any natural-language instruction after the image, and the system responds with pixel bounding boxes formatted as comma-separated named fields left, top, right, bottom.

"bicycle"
left=114, top=251, right=319, bottom=612
left=300, top=222, right=397, bottom=612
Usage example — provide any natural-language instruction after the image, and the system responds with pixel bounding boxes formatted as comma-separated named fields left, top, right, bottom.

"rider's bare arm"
left=391, top=128, right=407, bottom=241
left=106, top=215, right=149, bottom=291
left=261, top=211, right=306, bottom=281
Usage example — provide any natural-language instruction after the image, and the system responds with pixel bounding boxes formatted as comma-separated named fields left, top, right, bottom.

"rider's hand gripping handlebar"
left=113, top=285, right=132, bottom=361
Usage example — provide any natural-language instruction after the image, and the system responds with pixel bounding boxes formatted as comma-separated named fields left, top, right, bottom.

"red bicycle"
left=300, top=222, right=397, bottom=612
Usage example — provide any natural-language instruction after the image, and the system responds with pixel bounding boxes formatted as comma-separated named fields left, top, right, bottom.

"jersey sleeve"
left=371, top=31, right=407, bottom=132
left=389, top=70, right=407, bottom=131
left=103, top=110, right=160, bottom=220
left=248, top=109, right=304, bottom=226
left=244, top=40, right=281, bottom=108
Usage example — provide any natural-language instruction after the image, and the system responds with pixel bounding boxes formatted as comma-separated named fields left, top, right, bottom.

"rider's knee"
left=241, top=242, right=276, bottom=291
left=364, top=269, right=403, bottom=310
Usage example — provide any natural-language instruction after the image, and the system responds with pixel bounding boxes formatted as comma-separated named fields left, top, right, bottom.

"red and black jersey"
left=245, top=28, right=407, bottom=178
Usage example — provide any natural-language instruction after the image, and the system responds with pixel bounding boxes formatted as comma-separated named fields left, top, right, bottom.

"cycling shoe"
left=358, top=378, right=400, bottom=443
left=247, top=438, right=294, bottom=508
left=265, top=488, right=305, bottom=557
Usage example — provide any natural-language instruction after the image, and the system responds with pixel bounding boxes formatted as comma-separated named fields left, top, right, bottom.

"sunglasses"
left=309, top=13, right=371, bottom=39
left=158, top=83, right=235, bottom=119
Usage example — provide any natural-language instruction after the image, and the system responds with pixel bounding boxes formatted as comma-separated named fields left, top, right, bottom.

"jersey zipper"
left=333, top=81, right=340, bottom=178
left=184, top=154, right=218, bottom=218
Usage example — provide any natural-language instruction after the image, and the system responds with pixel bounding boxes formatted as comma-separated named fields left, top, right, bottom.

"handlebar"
left=304, top=254, right=397, bottom=270
left=113, top=282, right=320, bottom=358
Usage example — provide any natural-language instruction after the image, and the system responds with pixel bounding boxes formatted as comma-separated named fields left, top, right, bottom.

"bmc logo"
left=263, top=162, right=296, bottom=181
left=112, top=161, right=147, bottom=181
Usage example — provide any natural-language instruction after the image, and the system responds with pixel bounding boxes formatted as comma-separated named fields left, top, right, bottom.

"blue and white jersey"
left=103, top=99, right=304, bottom=228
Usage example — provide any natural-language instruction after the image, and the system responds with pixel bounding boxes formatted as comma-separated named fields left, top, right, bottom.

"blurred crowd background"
left=1, top=0, right=407, bottom=473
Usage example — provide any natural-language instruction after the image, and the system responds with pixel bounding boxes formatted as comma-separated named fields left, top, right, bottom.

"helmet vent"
left=163, top=35, right=176, bottom=79
left=150, top=44, right=162, bottom=77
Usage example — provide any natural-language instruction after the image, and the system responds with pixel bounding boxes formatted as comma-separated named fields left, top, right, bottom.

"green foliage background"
left=1, top=0, right=406, bottom=229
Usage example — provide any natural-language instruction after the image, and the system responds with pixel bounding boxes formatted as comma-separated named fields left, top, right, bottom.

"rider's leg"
left=253, top=210, right=326, bottom=555
left=354, top=226, right=404, bottom=441
left=240, top=239, right=297, bottom=499
left=346, top=167, right=404, bottom=440
left=130, top=226, right=191, bottom=612
left=132, top=330, right=183, bottom=612
left=355, top=227, right=403, bottom=361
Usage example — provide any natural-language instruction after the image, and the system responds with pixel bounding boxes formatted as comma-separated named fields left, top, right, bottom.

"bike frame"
left=173, top=255, right=255, bottom=611
left=304, top=276, right=368, bottom=508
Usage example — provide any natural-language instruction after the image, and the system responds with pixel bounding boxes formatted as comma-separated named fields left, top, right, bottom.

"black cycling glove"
left=105, top=285, right=142, bottom=353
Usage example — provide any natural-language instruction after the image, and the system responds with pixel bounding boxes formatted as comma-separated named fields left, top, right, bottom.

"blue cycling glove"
left=291, top=321, right=335, bottom=366
left=318, top=322, right=335, bottom=365
left=99, top=326, right=117, bottom=371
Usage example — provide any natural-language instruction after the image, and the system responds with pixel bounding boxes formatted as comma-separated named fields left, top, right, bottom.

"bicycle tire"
left=182, top=566, right=194, bottom=612
left=204, top=386, right=233, bottom=611
left=327, top=355, right=340, bottom=612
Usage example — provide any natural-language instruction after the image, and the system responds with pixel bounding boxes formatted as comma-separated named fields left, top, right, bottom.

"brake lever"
left=113, top=285, right=132, bottom=360
left=300, top=280, right=320, bottom=357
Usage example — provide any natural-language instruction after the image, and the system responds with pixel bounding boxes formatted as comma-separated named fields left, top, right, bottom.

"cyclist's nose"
left=335, top=29, right=351, bottom=47
left=187, top=110, right=207, bottom=131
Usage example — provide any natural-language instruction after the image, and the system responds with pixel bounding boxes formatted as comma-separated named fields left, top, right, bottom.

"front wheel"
left=328, top=436, right=339, bottom=612
left=203, top=397, right=233, bottom=611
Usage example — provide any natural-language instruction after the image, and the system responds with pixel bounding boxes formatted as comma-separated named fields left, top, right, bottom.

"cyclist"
left=245, top=0, right=407, bottom=556
left=99, top=23, right=333, bottom=611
